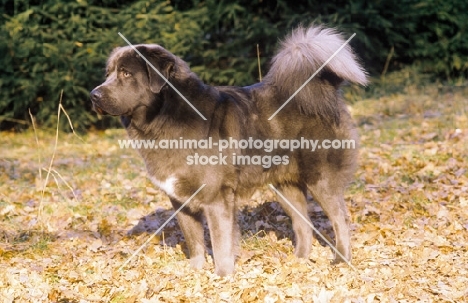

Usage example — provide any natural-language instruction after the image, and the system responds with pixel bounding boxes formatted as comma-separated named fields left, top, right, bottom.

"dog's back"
left=90, top=24, right=367, bottom=276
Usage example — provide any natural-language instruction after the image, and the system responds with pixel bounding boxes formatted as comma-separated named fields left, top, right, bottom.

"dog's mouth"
left=92, top=103, right=132, bottom=117
left=92, top=104, right=109, bottom=116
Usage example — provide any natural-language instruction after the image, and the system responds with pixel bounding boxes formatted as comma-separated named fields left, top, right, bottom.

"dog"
left=90, top=25, right=367, bottom=276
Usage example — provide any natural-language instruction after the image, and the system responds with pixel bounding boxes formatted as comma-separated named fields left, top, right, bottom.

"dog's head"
left=90, top=44, right=188, bottom=116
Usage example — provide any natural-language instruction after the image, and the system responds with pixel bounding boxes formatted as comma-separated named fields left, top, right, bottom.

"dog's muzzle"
left=90, top=88, right=108, bottom=115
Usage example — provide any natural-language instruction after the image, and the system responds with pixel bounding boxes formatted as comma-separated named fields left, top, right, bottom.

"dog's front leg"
left=204, top=188, right=239, bottom=276
left=170, top=198, right=206, bottom=270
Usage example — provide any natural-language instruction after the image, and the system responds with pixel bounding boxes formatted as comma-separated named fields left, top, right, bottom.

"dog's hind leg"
left=275, top=185, right=313, bottom=258
left=204, top=188, right=239, bottom=276
left=171, top=199, right=206, bottom=270
left=307, top=178, right=351, bottom=263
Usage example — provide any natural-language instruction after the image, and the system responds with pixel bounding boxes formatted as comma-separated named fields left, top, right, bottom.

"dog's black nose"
left=90, top=89, right=102, bottom=102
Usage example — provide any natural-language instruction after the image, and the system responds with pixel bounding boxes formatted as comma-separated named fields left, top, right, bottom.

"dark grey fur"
left=90, top=25, right=367, bottom=276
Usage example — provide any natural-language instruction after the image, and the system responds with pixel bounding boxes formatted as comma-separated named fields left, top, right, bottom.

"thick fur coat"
left=90, top=25, right=367, bottom=276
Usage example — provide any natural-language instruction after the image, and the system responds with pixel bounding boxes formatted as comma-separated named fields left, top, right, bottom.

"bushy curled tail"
left=264, top=25, right=367, bottom=122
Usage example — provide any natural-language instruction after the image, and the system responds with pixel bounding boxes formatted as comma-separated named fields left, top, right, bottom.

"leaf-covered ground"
left=1, top=85, right=467, bottom=302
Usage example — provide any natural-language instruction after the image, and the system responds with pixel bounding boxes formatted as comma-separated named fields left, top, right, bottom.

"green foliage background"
left=1, top=0, right=467, bottom=130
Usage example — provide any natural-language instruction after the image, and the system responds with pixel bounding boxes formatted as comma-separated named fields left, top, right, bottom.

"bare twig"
left=257, top=44, right=262, bottom=81
left=28, top=109, right=42, bottom=188
left=38, top=90, right=64, bottom=229
left=42, top=167, right=79, bottom=202
left=381, top=45, right=394, bottom=78
left=59, top=103, right=86, bottom=144
left=0, top=116, right=29, bottom=125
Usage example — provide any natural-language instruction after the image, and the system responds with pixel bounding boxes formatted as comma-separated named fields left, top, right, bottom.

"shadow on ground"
left=127, top=200, right=336, bottom=257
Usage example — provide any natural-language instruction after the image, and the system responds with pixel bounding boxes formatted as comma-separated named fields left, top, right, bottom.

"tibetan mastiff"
left=90, top=25, right=367, bottom=276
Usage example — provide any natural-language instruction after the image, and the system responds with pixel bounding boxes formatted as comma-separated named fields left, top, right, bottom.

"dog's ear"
left=146, top=61, right=173, bottom=93
left=144, top=46, right=174, bottom=94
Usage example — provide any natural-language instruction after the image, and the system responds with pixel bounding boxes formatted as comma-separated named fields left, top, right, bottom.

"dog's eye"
left=123, top=71, right=131, bottom=78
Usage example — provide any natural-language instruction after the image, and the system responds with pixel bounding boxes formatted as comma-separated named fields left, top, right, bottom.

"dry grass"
left=1, top=83, right=468, bottom=302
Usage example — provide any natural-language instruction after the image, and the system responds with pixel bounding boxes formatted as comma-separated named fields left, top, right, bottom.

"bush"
left=0, top=1, right=210, bottom=130
left=1, top=0, right=466, bottom=130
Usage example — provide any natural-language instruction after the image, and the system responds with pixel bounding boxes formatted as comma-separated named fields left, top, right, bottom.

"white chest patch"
left=150, top=175, right=178, bottom=198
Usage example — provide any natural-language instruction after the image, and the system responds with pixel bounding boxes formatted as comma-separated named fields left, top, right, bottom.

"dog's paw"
left=214, top=259, right=235, bottom=277
left=331, top=254, right=352, bottom=265
left=190, top=255, right=205, bottom=270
